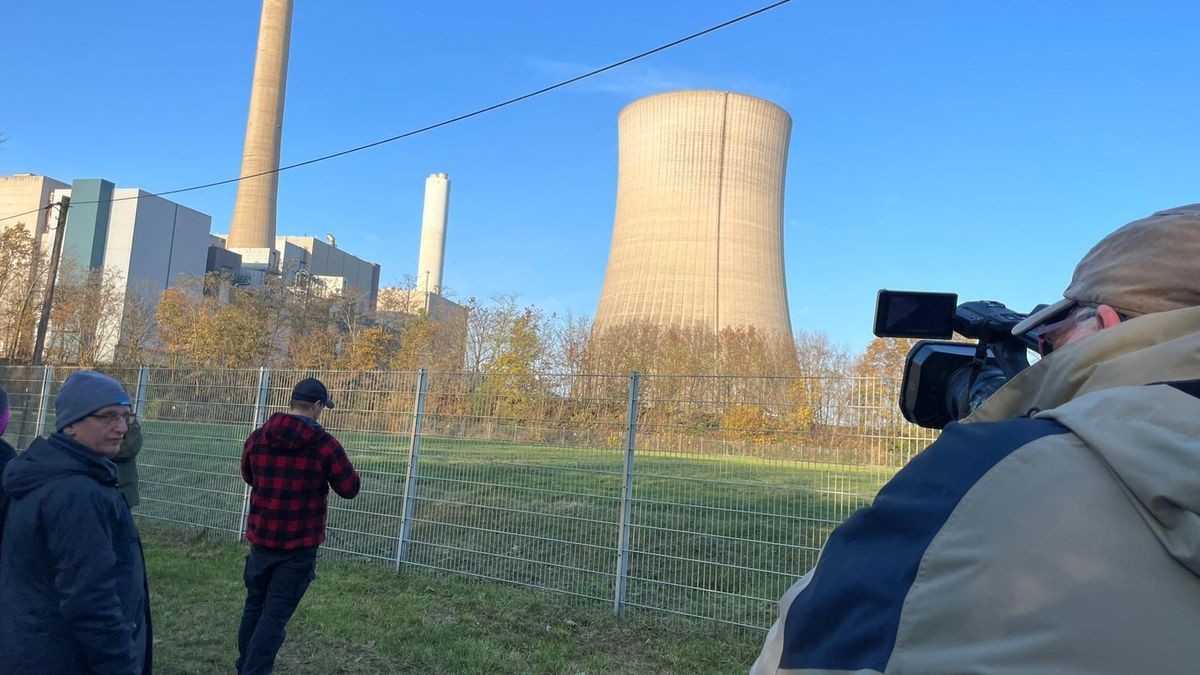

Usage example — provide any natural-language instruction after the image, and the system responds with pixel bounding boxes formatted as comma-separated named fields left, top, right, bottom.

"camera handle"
left=991, top=340, right=1032, bottom=380
left=959, top=341, right=991, bottom=417
left=959, top=338, right=1031, bottom=416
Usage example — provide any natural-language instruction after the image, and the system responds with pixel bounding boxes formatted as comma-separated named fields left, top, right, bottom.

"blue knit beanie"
left=55, top=370, right=132, bottom=431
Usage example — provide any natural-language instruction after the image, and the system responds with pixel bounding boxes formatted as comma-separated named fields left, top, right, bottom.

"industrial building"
left=593, top=90, right=795, bottom=342
left=48, top=180, right=211, bottom=288
left=48, top=179, right=212, bottom=361
left=2, top=175, right=214, bottom=292
left=205, top=233, right=381, bottom=310
left=277, top=235, right=381, bottom=309
left=0, top=173, right=70, bottom=249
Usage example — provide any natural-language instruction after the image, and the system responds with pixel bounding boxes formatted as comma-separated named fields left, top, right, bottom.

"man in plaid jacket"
left=236, top=377, right=360, bottom=674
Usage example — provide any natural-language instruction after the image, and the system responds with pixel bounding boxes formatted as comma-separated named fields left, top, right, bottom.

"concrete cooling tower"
left=593, top=90, right=794, bottom=341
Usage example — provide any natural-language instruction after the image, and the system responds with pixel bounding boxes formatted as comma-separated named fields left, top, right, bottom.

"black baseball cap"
left=292, top=377, right=335, bottom=409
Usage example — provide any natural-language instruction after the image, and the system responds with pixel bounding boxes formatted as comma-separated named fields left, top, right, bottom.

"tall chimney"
left=227, top=0, right=294, bottom=250
left=416, top=173, right=450, bottom=294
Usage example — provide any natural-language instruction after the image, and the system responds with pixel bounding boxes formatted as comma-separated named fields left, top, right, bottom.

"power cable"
left=0, top=0, right=791, bottom=222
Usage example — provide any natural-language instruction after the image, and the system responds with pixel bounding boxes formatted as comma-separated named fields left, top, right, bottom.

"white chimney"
left=416, top=172, right=450, bottom=294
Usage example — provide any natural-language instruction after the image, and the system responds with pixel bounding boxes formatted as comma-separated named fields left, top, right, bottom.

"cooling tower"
left=227, top=0, right=294, bottom=249
left=416, top=173, right=450, bottom=294
left=593, top=90, right=794, bottom=340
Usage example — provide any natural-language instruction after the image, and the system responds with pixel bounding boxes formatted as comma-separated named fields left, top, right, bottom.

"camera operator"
left=752, top=205, right=1200, bottom=674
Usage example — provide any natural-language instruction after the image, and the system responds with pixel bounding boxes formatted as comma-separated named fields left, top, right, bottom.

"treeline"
left=141, top=282, right=923, bottom=465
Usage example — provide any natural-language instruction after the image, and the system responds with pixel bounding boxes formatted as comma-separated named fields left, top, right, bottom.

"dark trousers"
left=236, top=545, right=318, bottom=675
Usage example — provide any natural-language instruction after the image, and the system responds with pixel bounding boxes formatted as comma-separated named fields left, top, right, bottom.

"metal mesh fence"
left=621, top=374, right=935, bottom=628
left=135, top=368, right=260, bottom=535
left=0, top=365, right=939, bottom=630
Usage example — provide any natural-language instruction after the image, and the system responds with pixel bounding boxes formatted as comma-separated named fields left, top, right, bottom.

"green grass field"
left=131, top=416, right=894, bottom=630
left=143, top=525, right=764, bottom=674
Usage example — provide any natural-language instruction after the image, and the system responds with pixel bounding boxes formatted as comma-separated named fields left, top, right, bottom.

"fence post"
left=133, top=365, right=149, bottom=415
left=395, top=368, right=428, bottom=572
left=241, top=367, right=271, bottom=537
left=613, top=371, right=640, bottom=617
left=34, top=365, right=54, bottom=438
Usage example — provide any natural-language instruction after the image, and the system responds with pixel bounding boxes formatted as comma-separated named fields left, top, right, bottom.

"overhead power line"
left=0, top=0, right=791, bottom=223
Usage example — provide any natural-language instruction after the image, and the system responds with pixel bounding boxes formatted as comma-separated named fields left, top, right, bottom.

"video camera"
left=873, top=290, right=1040, bottom=429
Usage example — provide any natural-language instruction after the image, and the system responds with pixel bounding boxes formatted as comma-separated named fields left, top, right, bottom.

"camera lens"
left=945, top=364, right=1007, bottom=421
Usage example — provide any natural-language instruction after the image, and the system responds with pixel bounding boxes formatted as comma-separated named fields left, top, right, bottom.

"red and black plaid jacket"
left=241, top=412, right=360, bottom=550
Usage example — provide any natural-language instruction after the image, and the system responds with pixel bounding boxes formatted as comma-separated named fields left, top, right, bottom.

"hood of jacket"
left=257, top=412, right=328, bottom=452
left=2, top=432, right=118, bottom=500
left=968, top=305, right=1200, bottom=577
left=1038, top=379, right=1200, bottom=577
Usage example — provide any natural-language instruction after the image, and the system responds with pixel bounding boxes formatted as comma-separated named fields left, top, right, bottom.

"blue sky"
left=4, top=1, right=1198, bottom=353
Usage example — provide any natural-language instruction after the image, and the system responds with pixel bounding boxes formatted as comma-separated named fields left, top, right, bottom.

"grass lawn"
left=133, top=419, right=894, bottom=629
left=145, top=525, right=765, bottom=674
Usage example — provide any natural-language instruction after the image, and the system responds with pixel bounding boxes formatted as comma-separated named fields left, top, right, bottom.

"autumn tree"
left=464, top=295, right=517, bottom=373
left=582, top=321, right=676, bottom=376
left=112, top=282, right=157, bottom=364
left=155, top=278, right=211, bottom=366
left=286, top=328, right=340, bottom=369
left=541, top=311, right=591, bottom=376
left=337, top=325, right=394, bottom=371
left=717, top=325, right=799, bottom=377
left=380, top=310, right=463, bottom=372
left=45, top=260, right=126, bottom=366
left=480, top=306, right=548, bottom=422
left=777, top=330, right=857, bottom=457
left=155, top=274, right=272, bottom=368
left=854, top=336, right=920, bottom=381
left=214, top=287, right=274, bottom=367
left=848, top=336, right=922, bottom=464
left=0, top=223, right=48, bottom=361
left=787, top=330, right=853, bottom=422
left=278, top=272, right=338, bottom=367
left=330, top=286, right=371, bottom=350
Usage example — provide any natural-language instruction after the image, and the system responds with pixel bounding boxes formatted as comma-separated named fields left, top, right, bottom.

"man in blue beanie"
left=0, top=370, right=152, bottom=674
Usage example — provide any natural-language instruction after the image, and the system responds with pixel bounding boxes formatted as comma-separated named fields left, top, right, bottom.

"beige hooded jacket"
left=753, top=305, right=1200, bottom=674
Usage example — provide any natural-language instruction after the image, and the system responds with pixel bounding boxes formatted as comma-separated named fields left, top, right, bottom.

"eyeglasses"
left=1035, top=308, right=1097, bottom=356
left=87, top=411, right=137, bottom=425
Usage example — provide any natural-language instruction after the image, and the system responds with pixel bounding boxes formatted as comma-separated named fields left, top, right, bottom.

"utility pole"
left=31, top=196, right=69, bottom=366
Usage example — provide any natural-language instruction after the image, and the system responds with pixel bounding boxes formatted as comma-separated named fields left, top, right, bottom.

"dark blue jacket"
left=0, top=433, right=152, bottom=674
left=0, top=438, right=14, bottom=469
left=0, top=438, right=15, bottom=553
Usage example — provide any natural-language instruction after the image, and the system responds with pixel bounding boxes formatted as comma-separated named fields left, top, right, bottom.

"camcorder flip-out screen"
left=873, top=290, right=958, bottom=340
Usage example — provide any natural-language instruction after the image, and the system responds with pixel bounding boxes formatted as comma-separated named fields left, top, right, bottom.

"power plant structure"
left=227, top=0, right=293, bottom=250
left=0, top=173, right=214, bottom=363
left=214, top=0, right=381, bottom=308
left=593, top=90, right=794, bottom=343
left=416, top=172, right=450, bottom=295
left=377, top=173, right=467, bottom=362
left=379, top=173, right=466, bottom=321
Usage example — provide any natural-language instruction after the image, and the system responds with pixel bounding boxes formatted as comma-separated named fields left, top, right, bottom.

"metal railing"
left=0, top=365, right=938, bottom=630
